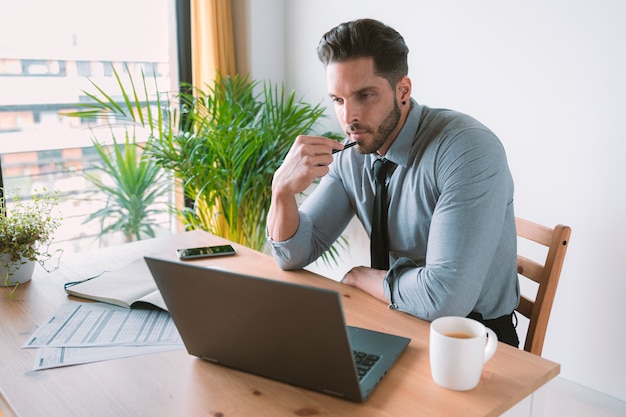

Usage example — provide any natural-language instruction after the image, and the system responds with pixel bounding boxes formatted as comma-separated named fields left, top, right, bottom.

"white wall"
left=239, top=0, right=626, bottom=403
left=232, top=0, right=286, bottom=83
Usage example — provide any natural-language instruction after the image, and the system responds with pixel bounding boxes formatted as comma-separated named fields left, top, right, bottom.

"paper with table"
left=23, top=302, right=184, bottom=370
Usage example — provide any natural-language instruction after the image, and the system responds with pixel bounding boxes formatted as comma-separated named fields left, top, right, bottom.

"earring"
left=402, top=101, right=407, bottom=105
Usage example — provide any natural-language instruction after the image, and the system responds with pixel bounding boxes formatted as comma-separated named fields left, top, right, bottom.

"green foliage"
left=64, top=64, right=173, bottom=242
left=146, top=74, right=328, bottom=250
left=65, top=66, right=348, bottom=263
left=82, top=136, right=171, bottom=242
left=0, top=188, right=62, bottom=297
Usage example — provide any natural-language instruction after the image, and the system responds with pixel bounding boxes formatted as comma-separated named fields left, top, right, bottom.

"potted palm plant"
left=80, top=135, right=171, bottom=243
left=63, top=65, right=173, bottom=244
left=66, top=66, right=346, bottom=263
left=146, top=74, right=331, bottom=250
left=0, top=188, right=62, bottom=298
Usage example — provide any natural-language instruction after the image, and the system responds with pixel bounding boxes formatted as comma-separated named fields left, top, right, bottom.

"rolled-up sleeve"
left=267, top=167, right=356, bottom=270
left=267, top=213, right=314, bottom=270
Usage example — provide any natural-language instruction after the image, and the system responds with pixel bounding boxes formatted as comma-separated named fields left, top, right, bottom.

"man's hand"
left=341, top=266, right=388, bottom=303
left=272, top=135, right=344, bottom=196
left=267, top=135, right=343, bottom=242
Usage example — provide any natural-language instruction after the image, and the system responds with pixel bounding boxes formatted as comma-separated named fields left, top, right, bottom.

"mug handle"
left=484, top=328, right=498, bottom=362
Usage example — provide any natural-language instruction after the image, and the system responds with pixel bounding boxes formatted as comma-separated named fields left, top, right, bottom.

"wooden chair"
left=515, top=217, right=571, bottom=356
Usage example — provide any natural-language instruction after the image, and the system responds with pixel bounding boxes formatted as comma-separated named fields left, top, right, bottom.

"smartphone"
left=176, top=244, right=236, bottom=260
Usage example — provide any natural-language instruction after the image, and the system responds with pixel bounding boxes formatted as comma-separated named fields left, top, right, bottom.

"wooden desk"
left=0, top=230, right=559, bottom=417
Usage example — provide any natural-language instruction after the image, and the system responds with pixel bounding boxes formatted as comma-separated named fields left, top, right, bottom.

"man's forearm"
left=267, top=192, right=301, bottom=242
left=342, top=266, right=388, bottom=303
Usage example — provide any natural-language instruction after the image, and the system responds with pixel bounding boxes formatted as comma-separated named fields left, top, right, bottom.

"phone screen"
left=177, top=245, right=236, bottom=260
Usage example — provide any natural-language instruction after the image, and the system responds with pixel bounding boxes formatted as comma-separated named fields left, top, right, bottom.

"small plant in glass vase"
left=0, top=188, right=62, bottom=299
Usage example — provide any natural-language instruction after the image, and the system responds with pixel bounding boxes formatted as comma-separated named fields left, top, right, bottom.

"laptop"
left=144, top=256, right=410, bottom=402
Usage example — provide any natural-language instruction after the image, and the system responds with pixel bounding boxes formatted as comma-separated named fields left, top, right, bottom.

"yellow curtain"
left=190, top=0, right=237, bottom=89
left=180, top=0, right=236, bottom=233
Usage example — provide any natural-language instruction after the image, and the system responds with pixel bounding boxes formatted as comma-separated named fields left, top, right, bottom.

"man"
left=266, top=19, right=520, bottom=346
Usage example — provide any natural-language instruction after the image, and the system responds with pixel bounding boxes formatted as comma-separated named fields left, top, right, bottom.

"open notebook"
left=144, top=256, right=410, bottom=402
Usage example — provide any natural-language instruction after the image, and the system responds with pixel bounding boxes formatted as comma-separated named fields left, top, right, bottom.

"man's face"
left=326, top=57, right=403, bottom=155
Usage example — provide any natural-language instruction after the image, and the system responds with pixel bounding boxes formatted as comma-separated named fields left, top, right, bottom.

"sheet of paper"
left=23, top=302, right=183, bottom=348
left=22, top=302, right=186, bottom=370
left=32, top=344, right=183, bottom=370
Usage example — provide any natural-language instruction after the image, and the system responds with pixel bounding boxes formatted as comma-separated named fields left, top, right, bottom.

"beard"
left=350, top=99, right=402, bottom=154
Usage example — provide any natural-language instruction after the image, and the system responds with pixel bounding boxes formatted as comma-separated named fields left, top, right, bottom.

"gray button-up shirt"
left=268, top=99, right=519, bottom=320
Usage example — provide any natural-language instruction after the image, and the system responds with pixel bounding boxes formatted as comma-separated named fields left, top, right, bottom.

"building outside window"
left=0, top=0, right=179, bottom=254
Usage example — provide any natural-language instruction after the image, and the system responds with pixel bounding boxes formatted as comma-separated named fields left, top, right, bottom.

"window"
left=0, top=0, right=179, bottom=254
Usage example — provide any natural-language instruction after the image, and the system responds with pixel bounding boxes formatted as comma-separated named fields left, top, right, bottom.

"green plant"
left=65, top=66, right=348, bottom=263
left=82, top=135, right=171, bottom=242
left=0, top=188, right=62, bottom=298
left=146, top=74, right=329, bottom=251
left=63, top=64, right=174, bottom=243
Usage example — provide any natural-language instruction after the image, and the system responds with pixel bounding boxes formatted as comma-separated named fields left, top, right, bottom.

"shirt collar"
left=380, top=98, right=422, bottom=168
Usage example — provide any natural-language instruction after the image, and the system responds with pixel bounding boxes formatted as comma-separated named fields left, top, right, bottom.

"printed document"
left=23, top=302, right=184, bottom=370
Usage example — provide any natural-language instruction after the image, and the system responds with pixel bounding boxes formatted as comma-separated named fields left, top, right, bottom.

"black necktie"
left=371, top=158, right=395, bottom=270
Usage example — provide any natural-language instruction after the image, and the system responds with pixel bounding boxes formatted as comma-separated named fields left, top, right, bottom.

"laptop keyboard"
left=353, top=350, right=380, bottom=380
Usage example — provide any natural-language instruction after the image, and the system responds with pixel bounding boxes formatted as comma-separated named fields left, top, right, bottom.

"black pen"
left=63, top=271, right=107, bottom=291
left=332, top=141, right=358, bottom=154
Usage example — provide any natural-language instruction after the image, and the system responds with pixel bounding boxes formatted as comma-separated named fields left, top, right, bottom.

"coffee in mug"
left=444, top=332, right=473, bottom=339
left=429, top=316, right=498, bottom=391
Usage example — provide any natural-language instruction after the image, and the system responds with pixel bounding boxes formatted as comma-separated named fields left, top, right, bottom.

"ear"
left=397, top=76, right=412, bottom=104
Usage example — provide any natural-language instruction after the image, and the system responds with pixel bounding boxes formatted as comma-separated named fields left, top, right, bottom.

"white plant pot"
left=1, top=253, right=36, bottom=286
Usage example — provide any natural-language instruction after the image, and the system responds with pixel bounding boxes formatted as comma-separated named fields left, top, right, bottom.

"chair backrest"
left=515, top=217, right=571, bottom=356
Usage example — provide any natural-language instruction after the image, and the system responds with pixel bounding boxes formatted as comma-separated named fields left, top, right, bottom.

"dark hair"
left=316, top=19, right=409, bottom=87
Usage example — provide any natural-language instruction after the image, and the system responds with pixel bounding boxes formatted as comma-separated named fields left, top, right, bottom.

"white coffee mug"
left=429, top=316, right=498, bottom=391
